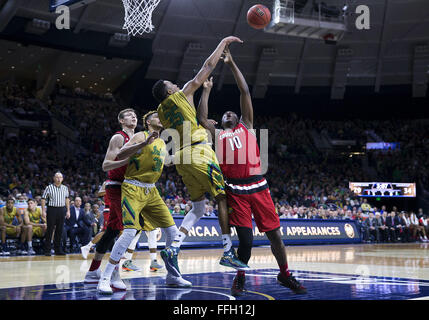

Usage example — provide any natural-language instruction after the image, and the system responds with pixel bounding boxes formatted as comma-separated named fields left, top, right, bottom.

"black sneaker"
left=277, top=272, right=307, bottom=294
left=231, top=273, right=246, bottom=296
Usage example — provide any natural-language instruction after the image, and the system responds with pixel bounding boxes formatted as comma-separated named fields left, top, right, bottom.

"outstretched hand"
left=203, top=76, right=214, bottom=90
left=220, top=46, right=233, bottom=64
left=222, top=36, right=243, bottom=46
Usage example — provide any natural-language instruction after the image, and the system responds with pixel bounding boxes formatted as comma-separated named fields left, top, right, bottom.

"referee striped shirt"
left=42, top=184, right=69, bottom=207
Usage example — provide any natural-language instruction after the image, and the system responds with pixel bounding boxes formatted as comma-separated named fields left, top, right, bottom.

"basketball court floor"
left=0, top=243, right=428, bottom=301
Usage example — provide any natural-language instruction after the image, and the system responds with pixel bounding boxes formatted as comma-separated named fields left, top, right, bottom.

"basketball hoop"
left=122, top=0, right=161, bottom=36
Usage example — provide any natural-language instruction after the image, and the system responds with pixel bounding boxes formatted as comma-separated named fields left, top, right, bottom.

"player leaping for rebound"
left=151, top=36, right=249, bottom=275
left=197, top=47, right=307, bottom=296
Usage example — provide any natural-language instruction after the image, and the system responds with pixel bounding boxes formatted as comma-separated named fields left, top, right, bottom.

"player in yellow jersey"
left=0, top=198, right=26, bottom=255
left=23, top=198, right=47, bottom=255
left=151, top=35, right=249, bottom=271
left=98, top=111, right=189, bottom=295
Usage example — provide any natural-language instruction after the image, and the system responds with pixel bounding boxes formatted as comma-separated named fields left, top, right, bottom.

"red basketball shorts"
left=225, top=176, right=280, bottom=232
left=105, top=185, right=123, bottom=231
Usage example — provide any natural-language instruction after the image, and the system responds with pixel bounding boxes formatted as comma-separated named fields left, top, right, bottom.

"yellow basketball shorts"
left=6, top=226, right=19, bottom=237
left=175, top=143, right=226, bottom=201
left=121, top=182, right=175, bottom=231
left=32, top=226, right=45, bottom=238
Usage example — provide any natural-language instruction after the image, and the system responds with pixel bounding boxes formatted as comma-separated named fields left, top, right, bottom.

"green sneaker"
left=122, top=259, right=141, bottom=272
left=160, top=247, right=181, bottom=277
left=219, top=248, right=250, bottom=270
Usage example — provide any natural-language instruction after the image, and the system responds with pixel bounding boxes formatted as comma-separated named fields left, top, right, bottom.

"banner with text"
left=137, top=217, right=361, bottom=248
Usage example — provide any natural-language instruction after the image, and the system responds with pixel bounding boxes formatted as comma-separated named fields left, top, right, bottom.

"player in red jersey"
left=84, top=109, right=144, bottom=287
left=197, top=47, right=306, bottom=296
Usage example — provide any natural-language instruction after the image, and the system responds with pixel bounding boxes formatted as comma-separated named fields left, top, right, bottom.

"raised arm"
left=197, top=77, right=216, bottom=141
left=182, top=36, right=243, bottom=100
left=116, top=131, right=158, bottom=160
left=223, top=47, right=254, bottom=129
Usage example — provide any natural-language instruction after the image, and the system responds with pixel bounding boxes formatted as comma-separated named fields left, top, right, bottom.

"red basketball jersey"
left=103, top=194, right=110, bottom=208
left=107, top=130, right=130, bottom=182
left=217, top=121, right=261, bottom=179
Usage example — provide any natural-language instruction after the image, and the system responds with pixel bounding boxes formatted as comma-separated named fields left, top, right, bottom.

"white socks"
left=171, top=230, right=186, bottom=248
left=222, top=234, right=232, bottom=252
left=102, top=261, right=118, bottom=280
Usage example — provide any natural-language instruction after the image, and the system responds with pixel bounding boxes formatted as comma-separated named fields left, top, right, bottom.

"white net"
left=122, top=0, right=161, bottom=36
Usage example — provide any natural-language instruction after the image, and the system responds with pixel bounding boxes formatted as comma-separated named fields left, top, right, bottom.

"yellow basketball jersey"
left=3, top=207, right=17, bottom=224
left=124, top=131, right=166, bottom=184
left=28, top=207, right=42, bottom=224
left=157, top=90, right=208, bottom=150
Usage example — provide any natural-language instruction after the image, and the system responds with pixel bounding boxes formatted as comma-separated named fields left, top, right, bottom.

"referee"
left=41, top=172, right=70, bottom=256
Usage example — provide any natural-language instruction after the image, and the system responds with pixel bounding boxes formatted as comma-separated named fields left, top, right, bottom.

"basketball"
left=247, top=4, right=271, bottom=29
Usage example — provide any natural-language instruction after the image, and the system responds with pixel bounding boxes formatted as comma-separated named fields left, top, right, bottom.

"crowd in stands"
left=1, top=80, right=429, bottom=255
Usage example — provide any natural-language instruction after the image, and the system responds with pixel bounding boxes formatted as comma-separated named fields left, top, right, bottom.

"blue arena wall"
left=137, top=217, right=362, bottom=249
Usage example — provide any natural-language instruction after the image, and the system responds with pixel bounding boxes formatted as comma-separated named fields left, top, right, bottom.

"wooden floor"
left=0, top=243, right=428, bottom=300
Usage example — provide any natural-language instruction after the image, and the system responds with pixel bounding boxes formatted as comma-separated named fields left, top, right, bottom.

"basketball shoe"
left=160, top=247, right=181, bottom=277
left=122, top=259, right=141, bottom=272
left=277, top=272, right=307, bottom=294
left=231, top=272, right=246, bottom=296
left=150, top=259, right=164, bottom=272
left=84, top=268, right=101, bottom=284
left=166, top=273, right=192, bottom=288
left=220, top=248, right=250, bottom=270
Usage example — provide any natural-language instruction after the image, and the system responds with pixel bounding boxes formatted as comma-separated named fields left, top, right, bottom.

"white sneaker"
left=97, top=276, right=113, bottom=295
left=111, top=267, right=127, bottom=291
left=166, top=273, right=192, bottom=287
left=81, top=245, right=90, bottom=260
left=28, top=248, right=36, bottom=255
left=84, top=268, right=101, bottom=284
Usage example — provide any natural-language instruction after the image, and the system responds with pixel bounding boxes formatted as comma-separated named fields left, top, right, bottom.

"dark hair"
left=152, top=80, right=168, bottom=103
left=142, top=110, right=157, bottom=130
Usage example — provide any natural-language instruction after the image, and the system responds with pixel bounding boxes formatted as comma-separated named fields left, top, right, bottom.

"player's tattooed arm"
left=222, top=47, right=253, bottom=129
left=116, top=131, right=158, bottom=160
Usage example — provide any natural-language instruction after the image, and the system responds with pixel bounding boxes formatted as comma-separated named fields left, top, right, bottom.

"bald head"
left=53, top=172, right=63, bottom=186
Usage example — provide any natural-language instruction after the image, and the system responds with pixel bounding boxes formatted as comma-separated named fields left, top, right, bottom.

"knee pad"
left=95, top=227, right=120, bottom=254
left=180, top=200, right=205, bottom=232
left=110, top=228, right=137, bottom=262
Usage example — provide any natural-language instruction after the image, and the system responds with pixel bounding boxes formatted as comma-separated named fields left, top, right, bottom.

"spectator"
left=363, top=212, right=379, bottom=243
left=399, top=212, right=411, bottom=243
left=184, top=204, right=192, bottom=215
left=90, top=204, right=102, bottom=236
left=204, top=205, right=216, bottom=217
left=23, top=198, right=47, bottom=255
left=410, top=211, right=427, bottom=242
left=386, top=211, right=401, bottom=243
left=63, top=196, right=90, bottom=253
left=360, top=198, right=371, bottom=214
left=375, top=212, right=388, bottom=242
left=172, top=205, right=183, bottom=215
